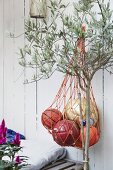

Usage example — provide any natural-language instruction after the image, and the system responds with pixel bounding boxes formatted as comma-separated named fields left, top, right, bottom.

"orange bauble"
left=41, top=108, right=62, bottom=130
left=80, top=126, right=99, bottom=147
left=52, top=119, right=80, bottom=146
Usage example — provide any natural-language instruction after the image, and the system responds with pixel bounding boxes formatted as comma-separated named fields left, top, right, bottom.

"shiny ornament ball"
left=64, top=98, right=98, bottom=126
left=80, top=126, right=99, bottom=146
left=41, top=108, right=62, bottom=130
left=52, top=119, right=80, bottom=146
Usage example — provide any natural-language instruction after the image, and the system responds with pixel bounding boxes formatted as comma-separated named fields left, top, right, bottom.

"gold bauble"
left=64, top=98, right=98, bottom=126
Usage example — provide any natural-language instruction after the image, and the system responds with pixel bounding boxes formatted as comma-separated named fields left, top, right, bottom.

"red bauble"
left=41, top=108, right=62, bottom=130
left=80, top=126, right=99, bottom=147
left=52, top=119, right=80, bottom=146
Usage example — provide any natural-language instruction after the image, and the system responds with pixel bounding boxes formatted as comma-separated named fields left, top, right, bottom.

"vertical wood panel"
left=24, top=0, right=37, bottom=139
left=66, top=70, right=104, bottom=170
left=37, top=72, right=65, bottom=140
left=12, top=0, right=25, bottom=134
left=1, top=0, right=25, bottom=135
left=104, top=71, right=113, bottom=170
left=91, top=70, right=104, bottom=170
left=3, top=0, right=15, bottom=128
left=0, top=0, right=4, bottom=120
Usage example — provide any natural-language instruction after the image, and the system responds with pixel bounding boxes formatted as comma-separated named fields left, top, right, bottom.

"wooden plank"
left=2, top=0, right=25, bottom=135
left=91, top=70, right=104, bottom=170
left=24, top=0, right=37, bottom=139
left=46, top=162, right=76, bottom=170
left=10, top=0, right=25, bottom=135
left=42, top=159, right=83, bottom=170
left=66, top=166, right=83, bottom=170
left=104, top=70, right=113, bottom=170
left=0, top=0, right=4, bottom=120
left=66, top=70, right=104, bottom=170
left=3, top=0, right=15, bottom=128
left=65, top=164, right=83, bottom=170
left=42, top=160, right=67, bottom=170
left=60, top=164, right=83, bottom=170
left=37, top=72, right=64, bottom=140
left=0, top=0, right=25, bottom=132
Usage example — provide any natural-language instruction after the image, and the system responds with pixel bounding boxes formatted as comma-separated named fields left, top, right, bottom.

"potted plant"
left=19, top=0, right=113, bottom=169
left=0, top=119, right=28, bottom=169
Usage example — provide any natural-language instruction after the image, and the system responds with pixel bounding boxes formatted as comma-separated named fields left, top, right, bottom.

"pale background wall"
left=0, top=0, right=113, bottom=170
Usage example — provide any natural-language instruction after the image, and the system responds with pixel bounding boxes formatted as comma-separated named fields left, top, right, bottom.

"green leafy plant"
left=0, top=119, right=28, bottom=170
left=19, top=0, right=113, bottom=169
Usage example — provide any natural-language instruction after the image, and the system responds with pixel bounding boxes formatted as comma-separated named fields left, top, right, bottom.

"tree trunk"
left=84, top=80, right=91, bottom=170
left=78, top=92, right=85, bottom=160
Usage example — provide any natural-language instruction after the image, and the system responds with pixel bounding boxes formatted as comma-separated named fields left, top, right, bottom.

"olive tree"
left=19, top=0, right=113, bottom=169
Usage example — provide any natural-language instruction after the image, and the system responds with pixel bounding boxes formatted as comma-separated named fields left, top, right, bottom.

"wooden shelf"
left=41, top=159, right=83, bottom=170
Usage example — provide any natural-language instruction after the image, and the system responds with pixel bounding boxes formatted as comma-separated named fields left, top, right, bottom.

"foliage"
left=0, top=119, right=28, bottom=170
left=19, top=0, right=113, bottom=87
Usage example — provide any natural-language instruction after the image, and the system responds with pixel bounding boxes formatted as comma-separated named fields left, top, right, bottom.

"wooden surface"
left=42, top=159, right=83, bottom=170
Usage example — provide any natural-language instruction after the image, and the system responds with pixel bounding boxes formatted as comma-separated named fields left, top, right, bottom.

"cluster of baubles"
left=41, top=98, right=99, bottom=148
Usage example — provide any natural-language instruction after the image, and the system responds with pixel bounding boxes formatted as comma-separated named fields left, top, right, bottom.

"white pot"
left=30, top=0, right=47, bottom=18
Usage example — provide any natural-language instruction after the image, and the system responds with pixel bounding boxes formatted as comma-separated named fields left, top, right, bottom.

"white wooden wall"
left=0, top=0, right=113, bottom=170
left=0, top=0, right=25, bottom=132
left=0, top=0, right=37, bottom=138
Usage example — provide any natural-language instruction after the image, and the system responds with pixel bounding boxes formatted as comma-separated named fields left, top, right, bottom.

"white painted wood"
left=23, top=0, right=37, bottom=139
left=3, top=0, right=15, bottom=128
left=37, top=72, right=64, bottom=141
left=90, top=71, right=104, bottom=170
left=1, top=0, right=25, bottom=136
left=11, top=0, right=25, bottom=135
left=104, top=70, right=113, bottom=170
left=0, top=0, right=113, bottom=170
left=0, top=0, right=4, bottom=120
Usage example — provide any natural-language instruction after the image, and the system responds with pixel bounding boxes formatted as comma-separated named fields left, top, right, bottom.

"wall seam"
left=3, top=0, right=5, bottom=118
left=102, top=68, right=105, bottom=170
left=24, top=0, right=26, bottom=137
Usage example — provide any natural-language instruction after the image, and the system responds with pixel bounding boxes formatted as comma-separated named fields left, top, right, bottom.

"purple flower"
left=0, top=137, right=6, bottom=144
left=3, top=127, right=7, bottom=138
left=0, top=129, right=3, bottom=138
left=15, top=156, right=22, bottom=164
left=12, top=133, right=21, bottom=146
left=0, top=119, right=7, bottom=144
left=1, top=119, right=5, bottom=130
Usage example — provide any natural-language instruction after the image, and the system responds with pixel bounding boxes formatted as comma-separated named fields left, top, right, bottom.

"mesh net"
left=41, top=74, right=100, bottom=149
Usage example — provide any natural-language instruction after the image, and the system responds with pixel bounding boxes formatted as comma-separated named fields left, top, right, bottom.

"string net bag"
left=41, top=74, right=100, bottom=148
left=41, top=25, right=100, bottom=149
